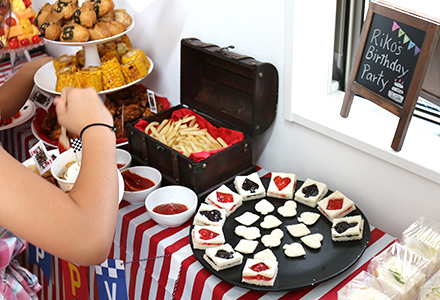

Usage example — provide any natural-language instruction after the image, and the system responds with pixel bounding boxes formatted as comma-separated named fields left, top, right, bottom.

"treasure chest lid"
left=181, top=38, right=278, bottom=137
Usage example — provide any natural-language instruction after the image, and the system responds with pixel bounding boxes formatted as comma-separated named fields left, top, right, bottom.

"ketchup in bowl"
left=122, top=169, right=155, bottom=191
left=153, top=203, right=188, bottom=215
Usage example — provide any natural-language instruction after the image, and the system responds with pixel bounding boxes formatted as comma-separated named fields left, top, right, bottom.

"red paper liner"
left=134, top=108, right=245, bottom=162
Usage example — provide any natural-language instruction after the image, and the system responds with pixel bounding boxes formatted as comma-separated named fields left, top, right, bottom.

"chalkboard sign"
left=341, top=1, right=440, bottom=151
left=355, top=14, right=426, bottom=106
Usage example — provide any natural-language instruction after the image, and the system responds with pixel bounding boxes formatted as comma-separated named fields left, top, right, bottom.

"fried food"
left=101, top=20, right=125, bottom=36
left=40, top=112, right=79, bottom=142
left=39, top=21, right=62, bottom=41
left=104, top=84, right=164, bottom=139
left=144, top=115, right=227, bottom=157
left=93, top=0, right=114, bottom=18
left=35, top=0, right=129, bottom=42
left=113, top=9, right=132, bottom=28
left=60, top=23, right=90, bottom=42
left=72, top=1, right=97, bottom=28
left=34, top=3, right=53, bottom=27
left=88, top=21, right=111, bottom=40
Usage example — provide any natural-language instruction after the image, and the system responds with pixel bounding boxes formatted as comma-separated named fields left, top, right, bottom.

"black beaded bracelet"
left=80, top=123, right=117, bottom=140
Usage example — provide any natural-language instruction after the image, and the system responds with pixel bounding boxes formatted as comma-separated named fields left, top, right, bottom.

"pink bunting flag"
left=392, top=21, right=400, bottom=31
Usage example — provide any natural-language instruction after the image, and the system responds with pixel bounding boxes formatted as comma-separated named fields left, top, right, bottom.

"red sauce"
left=153, top=203, right=188, bottom=215
left=122, top=169, right=155, bottom=191
left=198, top=229, right=219, bottom=240
left=117, top=163, right=126, bottom=169
left=243, top=275, right=272, bottom=281
left=216, top=191, right=233, bottom=203
left=250, top=262, right=270, bottom=273
left=326, top=198, right=344, bottom=210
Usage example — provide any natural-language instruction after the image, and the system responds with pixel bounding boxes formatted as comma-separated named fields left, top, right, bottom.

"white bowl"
left=116, top=148, right=132, bottom=171
left=51, top=149, right=125, bottom=202
left=122, top=166, right=162, bottom=204
left=51, top=149, right=82, bottom=192
left=145, top=185, right=197, bottom=227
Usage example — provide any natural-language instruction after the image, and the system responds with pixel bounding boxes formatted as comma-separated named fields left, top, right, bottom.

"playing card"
left=29, top=86, right=54, bottom=111
left=29, top=141, right=53, bottom=175
left=147, top=89, right=158, bottom=114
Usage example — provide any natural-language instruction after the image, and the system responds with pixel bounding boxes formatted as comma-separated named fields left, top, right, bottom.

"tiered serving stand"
left=33, top=21, right=154, bottom=95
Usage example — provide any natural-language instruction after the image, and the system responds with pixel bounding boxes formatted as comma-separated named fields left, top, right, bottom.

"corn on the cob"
left=122, top=57, right=148, bottom=83
left=115, top=34, right=133, bottom=55
left=101, top=57, right=126, bottom=90
left=53, top=54, right=77, bottom=72
left=55, top=66, right=77, bottom=92
left=122, top=49, right=150, bottom=69
left=100, top=48, right=121, bottom=63
left=97, top=41, right=117, bottom=58
left=74, top=66, right=103, bottom=92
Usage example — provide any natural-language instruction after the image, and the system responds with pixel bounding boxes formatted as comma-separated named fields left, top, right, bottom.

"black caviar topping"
left=200, top=210, right=222, bottom=222
left=242, top=178, right=259, bottom=193
left=335, top=221, right=358, bottom=233
left=215, top=250, right=234, bottom=259
left=302, top=184, right=319, bottom=198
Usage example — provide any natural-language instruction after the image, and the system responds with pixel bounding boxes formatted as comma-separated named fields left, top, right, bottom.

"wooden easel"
left=341, top=1, right=440, bottom=151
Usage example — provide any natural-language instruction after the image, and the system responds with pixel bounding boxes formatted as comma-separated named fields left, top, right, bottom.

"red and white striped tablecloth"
left=28, top=168, right=396, bottom=300
left=0, top=51, right=51, bottom=161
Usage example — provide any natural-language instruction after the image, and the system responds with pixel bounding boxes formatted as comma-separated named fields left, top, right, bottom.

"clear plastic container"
left=418, top=268, right=440, bottom=300
left=338, top=271, right=398, bottom=300
left=368, top=242, right=430, bottom=300
left=402, top=217, right=440, bottom=277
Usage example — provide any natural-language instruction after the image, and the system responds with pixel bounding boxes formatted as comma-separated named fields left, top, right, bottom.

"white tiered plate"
left=33, top=56, right=153, bottom=95
left=43, top=21, right=134, bottom=47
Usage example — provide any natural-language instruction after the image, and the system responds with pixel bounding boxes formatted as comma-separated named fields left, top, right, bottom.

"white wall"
left=34, top=0, right=440, bottom=238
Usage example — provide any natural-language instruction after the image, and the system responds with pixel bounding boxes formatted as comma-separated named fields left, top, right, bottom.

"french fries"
left=144, top=114, right=229, bottom=157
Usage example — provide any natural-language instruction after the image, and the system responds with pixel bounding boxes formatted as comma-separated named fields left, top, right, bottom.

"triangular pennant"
left=398, top=28, right=405, bottom=38
left=61, top=260, right=89, bottom=300
left=408, top=41, right=415, bottom=50
left=414, top=46, right=421, bottom=56
left=28, top=244, right=52, bottom=286
left=403, top=35, right=410, bottom=44
left=392, top=21, right=400, bottom=31
left=96, top=258, right=128, bottom=300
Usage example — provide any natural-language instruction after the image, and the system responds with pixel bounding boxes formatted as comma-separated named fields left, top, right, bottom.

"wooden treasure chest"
left=127, top=37, right=278, bottom=198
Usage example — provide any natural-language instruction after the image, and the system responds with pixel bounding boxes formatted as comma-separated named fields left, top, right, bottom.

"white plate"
left=31, top=114, right=129, bottom=148
left=43, top=21, right=134, bottom=47
left=0, top=100, right=36, bottom=131
left=33, top=55, right=153, bottom=95
left=22, top=149, right=124, bottom=203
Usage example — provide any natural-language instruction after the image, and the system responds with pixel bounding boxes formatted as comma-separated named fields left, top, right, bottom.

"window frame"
left=284, top=0, right=440, bottom=184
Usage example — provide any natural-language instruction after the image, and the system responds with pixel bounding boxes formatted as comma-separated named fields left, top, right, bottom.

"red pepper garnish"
left=326, top=198, right=344, bottom=210
left=217, top=191, right=233, bottom=203
left=250, top=262, right=270, bottom=273
left=199, top=229, right=219, bottom=240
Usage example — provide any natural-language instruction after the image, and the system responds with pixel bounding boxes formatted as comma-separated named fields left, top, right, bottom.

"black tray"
left=189, top=177, right=370, bottom=291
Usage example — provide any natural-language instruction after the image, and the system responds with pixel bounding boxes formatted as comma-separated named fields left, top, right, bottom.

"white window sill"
left=286, top=90, right=440, bottom=184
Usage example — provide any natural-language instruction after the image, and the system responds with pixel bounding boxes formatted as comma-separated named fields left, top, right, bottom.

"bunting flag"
left=95, top=258, right=128, bottom=300
left=61, top=260, right=89, bottom=300
left=391, top=20, right=421, bottom=56
left=28, top=244, right=52, bottom=285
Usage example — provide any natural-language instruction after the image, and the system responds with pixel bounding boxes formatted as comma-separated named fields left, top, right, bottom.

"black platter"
left=189, top=177, right=370, bottom=291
